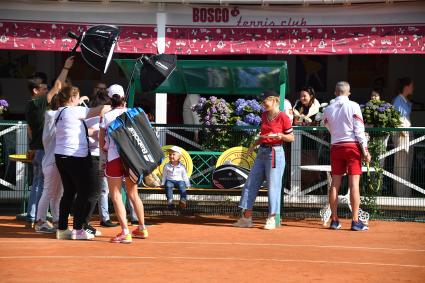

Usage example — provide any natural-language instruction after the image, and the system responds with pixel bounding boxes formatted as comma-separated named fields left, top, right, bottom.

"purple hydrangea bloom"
left=253, top=115, right=262, bottom=126
left=235, top=106, right=244, bottom=115
left=249, top=100, right=262, bottom=112
left=236, top=120, right=249, bottom=126
left=244, top=113, right=257, bottom=124
left=0, top=100, right=8, bottom=107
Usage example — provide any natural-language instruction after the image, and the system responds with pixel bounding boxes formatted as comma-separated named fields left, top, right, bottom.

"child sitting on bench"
left=161, top=146, right=190, bottom=209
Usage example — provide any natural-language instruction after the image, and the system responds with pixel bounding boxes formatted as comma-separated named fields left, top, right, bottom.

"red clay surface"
left=0, top=215, right=424, bottom=283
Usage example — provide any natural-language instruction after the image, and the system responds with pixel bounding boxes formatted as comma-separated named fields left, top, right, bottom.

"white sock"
left=123, top=228, right=130, bottom=235
left=138, top=224, right=146, bottom=230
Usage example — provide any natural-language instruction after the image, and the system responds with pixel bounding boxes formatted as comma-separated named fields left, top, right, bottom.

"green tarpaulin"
left=114, top=59, right=288, bottom=109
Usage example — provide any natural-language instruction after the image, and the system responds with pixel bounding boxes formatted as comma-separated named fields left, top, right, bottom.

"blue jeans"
left=98, top=176, right=110, bottom=222
left=164, top=180, right=187, bottom=201
left=98, top=151, right=110, bottom=222
left=26, top=150, right=45, bottom=221
left=239, top=146, right=285, bottom=215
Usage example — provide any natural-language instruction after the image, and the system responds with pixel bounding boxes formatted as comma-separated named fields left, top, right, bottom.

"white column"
left=155, top=9, right=167, bottom=146
left=155, top=93, right=167, bottom=146
left=156, top=11, right=166, bottom=54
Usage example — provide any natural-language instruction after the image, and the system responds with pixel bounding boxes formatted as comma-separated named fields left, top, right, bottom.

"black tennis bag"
left=108, top=108, right=164, bottom=184
left=212, top=164, right=250, bottom=189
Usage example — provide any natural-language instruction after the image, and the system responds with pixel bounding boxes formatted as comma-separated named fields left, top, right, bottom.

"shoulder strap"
left=54, top=107, right=68, bottom=126
left=82, top=120, right=91, bottom=157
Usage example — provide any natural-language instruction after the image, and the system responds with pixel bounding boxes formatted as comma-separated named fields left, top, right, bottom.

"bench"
left=139, top=186, right=268, bottom=196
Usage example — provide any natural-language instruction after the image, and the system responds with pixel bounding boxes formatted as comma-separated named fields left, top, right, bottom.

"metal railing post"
left=16, top=122, right=28, bottom=214
left=290, top=130, right=302, bottom=196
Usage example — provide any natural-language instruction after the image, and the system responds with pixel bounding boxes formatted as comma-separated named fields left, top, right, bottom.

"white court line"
left=0, top=255, right=423, bottom=269
left=0, top=240, right=424, bottom=253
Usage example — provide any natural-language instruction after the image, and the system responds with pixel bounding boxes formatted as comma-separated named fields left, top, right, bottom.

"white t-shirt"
left=54, top=106, right=91, bottom=157
left=182, top=93, right=201, bottom=125
left=42, top=110, right=57, bottom=168
left=283, top=99, right=293, bottom=124
left=100, top=107, right=127, bottom=162
left=85, top=116, right=100, bottom=157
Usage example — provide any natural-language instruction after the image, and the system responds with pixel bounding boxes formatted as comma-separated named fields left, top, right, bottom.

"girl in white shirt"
left=34, top=96, right=63, bottom=233
left=99, top=84, right=148, bottom=244
left=54, top=86, right=110, bottom=240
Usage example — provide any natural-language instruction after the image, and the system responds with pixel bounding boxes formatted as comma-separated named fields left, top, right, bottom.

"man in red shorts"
left=323, top=81, right=371, bottom=231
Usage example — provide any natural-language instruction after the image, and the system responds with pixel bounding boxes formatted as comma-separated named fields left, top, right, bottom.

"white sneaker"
left=233, top=217, right=253, bottom=228
left=264, top=216, right=277, bottom=230
left=56, top=229, right=72, bottom=240
left=71, top=229, right=95, bottom=240
left=35, top=221, right=55, bottom=234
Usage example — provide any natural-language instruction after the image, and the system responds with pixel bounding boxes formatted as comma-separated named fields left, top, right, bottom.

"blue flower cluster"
left=233, top=98, right=263, bottom=127
left=234, top=98, right=264, bottom=116
left=361, top=99, right=401, bottom=128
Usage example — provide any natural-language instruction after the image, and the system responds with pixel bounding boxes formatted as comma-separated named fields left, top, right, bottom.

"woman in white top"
left=99, top=84, right=148, bottom=244
left=182, top=93, right=201, bottom=142
left=293, top=86, right=320, bottom=126
left=54, top=86, right=110, bottom=240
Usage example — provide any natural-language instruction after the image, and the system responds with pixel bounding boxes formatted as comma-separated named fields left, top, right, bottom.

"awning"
left=0, top=2, right=424, bottom=55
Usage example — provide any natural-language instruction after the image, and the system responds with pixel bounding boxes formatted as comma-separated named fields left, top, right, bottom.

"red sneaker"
left=132, top=227, right=148, bottom=239
left=110, top=232, right=132, bottom=244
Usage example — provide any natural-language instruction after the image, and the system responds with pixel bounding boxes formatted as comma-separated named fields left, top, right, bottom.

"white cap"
left=169, top=146, right=182, bottom=154
left=107, top=84, right=125, bottom=98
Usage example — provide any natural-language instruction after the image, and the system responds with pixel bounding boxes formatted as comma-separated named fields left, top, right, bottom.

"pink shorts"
left=330, top=142, right=362, bottom=175
left=105, top=158, right=128, bottom=178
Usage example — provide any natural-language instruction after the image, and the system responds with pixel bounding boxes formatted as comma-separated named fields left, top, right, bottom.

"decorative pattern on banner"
left=0, top=21, right=156, bottom=54
left=0, top=21, right=424, bottom=54
left=166, top=25, right=425, bottom=55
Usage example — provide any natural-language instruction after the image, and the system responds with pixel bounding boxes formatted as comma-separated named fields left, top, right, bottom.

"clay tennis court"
left=0, top=215, right=424, bottom=282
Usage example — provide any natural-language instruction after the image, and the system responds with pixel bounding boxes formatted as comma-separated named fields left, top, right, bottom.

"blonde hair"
left=263, top=96, right=280, bottom=104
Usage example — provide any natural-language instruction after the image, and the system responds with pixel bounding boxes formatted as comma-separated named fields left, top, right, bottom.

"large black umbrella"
left=68, top=25, right=120, bottom=74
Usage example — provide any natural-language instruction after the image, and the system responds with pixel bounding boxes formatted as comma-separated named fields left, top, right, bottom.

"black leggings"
left=55, top=154, right=98, bottom=230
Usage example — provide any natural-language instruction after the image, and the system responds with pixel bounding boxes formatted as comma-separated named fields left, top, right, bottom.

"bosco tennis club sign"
left=192, top=7, right=306, bottom=27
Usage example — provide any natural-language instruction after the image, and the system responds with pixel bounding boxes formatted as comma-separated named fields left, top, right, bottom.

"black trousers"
left=55, top=154, right=98, bottom=230
left=84, top=156, right=101, bottom=224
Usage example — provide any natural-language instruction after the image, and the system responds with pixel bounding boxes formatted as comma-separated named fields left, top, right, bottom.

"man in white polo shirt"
left=323, top=81, right=371, bottom=231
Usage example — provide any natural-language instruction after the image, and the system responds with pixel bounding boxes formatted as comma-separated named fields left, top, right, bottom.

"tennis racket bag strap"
left=212, top=164, right=250, bottom=189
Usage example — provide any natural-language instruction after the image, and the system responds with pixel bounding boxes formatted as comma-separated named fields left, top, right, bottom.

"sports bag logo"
left=128, top=126, right=155, bottom=163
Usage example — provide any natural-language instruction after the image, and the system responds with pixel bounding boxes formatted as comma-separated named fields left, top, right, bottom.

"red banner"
left=0, top=21, right=424, bottom=55
left=0, top=21, right=157, bottom=54
left=166, top=25, right=425, bottom=55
